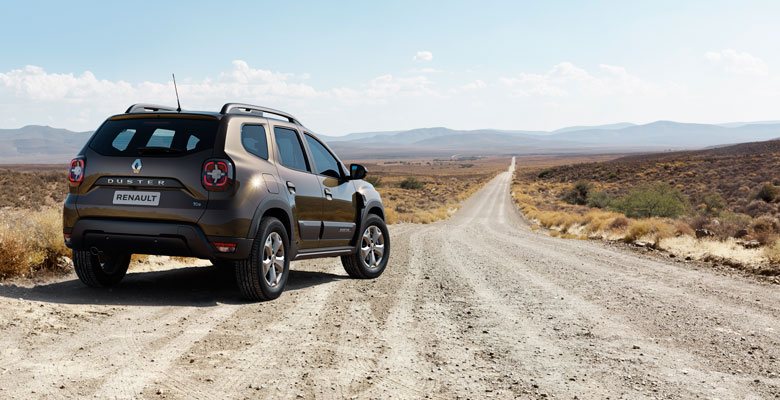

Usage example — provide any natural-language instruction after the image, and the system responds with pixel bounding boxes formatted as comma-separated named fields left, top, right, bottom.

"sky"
left=0, top=0, right=779, bottom=135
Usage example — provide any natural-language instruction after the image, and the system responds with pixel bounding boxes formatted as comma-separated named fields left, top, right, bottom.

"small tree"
left=611, top=183, right=688, bottom=218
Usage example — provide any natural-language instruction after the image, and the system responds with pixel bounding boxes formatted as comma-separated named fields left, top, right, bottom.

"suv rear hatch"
left=75, top=115, right=221, bottom=224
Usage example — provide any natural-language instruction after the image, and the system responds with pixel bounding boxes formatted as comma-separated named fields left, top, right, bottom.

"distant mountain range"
left=1, top=120, right=779, bottom=163
left=324, top=121, right=780, bottom=159
left=0, top=125, right=92, bottom=164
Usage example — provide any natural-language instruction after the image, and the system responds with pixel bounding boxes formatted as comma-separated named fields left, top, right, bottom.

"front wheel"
left=341, top=214, right=390, bottom=279
left=73, top=250, right=130, bottom=287
left=235, top=217, right=290, bottom=301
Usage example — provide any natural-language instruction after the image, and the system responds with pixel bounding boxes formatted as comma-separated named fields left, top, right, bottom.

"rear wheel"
left=73, top=250, right=130, bottom=287
left=235, top=217, right=289, bottom=301
left=341, top=214, right=390, bottom=279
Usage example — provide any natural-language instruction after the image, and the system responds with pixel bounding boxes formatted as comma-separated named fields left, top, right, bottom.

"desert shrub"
left=608, top=215, right=630, bottom=231
left=562, top=181, right=591, bottom=205
left=459, top=164, right=474, bottom=168
left=399, top=177, right=424, bottom=190
left=744, top=200, right=776, bottom=218
left=624, top=219, right=675, bottom=246
left=0, top=208, right=70, bottom=279
left=625, top=221, right=650, bottom=242
left=610, top=183, right=688, bottom=218
left=583, top=210, right=621, bottom=233
left=701, top=192, right=725, bottom=216
left=687, top=214, right=711, bottom=230
left=365, top=176, right=383, bottom=187
left=751, top=215, right=780, bottom=245
left=756, top=183, right=780, bottom=202
left=586, top=191, right=613, bottom=208
left=765, top=240, right=780, bottom=263
left=537, top=168, right=555, bottom=179
left=672, top=220, right=695, bottom=237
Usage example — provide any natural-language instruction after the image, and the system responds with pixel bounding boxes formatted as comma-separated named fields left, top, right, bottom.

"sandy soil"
left=0, top=158, right=779, bottom=399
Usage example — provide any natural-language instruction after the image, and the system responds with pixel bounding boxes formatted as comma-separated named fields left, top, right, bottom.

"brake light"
left=212, top=242, right=236, bottom=253
left=202, top=159, right=233, bottom=191
left=68, top=158, right=85, bottom=186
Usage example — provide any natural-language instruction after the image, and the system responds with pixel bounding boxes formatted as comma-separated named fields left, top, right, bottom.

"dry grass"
left=510, top=151, right=780, bottom=271
left=353, top=157, right=509, bottom=224
left=0, top=208, right=70, bottom=279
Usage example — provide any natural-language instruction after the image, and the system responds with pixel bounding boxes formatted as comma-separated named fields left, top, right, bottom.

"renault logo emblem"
left=132, top=159, right=142, bottom=174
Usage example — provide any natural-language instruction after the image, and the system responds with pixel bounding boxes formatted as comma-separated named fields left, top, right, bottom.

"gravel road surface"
left=1, top=158, right=778, bottom=399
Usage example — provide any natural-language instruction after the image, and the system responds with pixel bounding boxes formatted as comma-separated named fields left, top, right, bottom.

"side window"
left=241, top=125, right=268, bottom=159
left=111, top=129, right=136, bottom=151
left=273, top=127, right=308, bottom=171
left=304, top=134, right=342, bottom=179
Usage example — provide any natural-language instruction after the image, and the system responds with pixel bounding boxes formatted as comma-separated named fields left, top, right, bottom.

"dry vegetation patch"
left=511, top=143, right=780, bottom=275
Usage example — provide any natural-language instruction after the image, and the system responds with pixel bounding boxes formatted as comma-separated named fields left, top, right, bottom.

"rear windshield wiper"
left=137, top=146, right=183, bottom=155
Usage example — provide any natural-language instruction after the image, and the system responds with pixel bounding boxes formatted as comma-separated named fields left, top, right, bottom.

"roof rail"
left=220, top=103, right=301, bottom=125
left=125, top=104, right=178, bottom=114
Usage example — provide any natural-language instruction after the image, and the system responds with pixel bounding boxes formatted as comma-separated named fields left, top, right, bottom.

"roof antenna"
left=172, top=73, right=182, bottom=112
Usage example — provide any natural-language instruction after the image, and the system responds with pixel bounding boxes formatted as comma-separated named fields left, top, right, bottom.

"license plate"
left=112, top=190, right=160, bottom=206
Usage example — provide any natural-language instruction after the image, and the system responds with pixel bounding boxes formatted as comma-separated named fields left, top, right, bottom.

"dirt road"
left=1, top=159, right=779, bottom=399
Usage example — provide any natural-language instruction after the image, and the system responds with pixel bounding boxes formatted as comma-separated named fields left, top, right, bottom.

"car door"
left=272, top=125, right=323, bottom=250
left=303, top=132, right=358, bottom=248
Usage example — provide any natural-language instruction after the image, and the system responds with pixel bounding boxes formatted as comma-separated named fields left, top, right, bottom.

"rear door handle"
left=286, top=181, right=296, bottom=194
left=324, top=188, right=332, bottom=200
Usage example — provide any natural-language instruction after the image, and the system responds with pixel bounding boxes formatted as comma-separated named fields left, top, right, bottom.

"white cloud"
left=0, top=57, right=776, bottom=135
left=413, top=51, right=433, bottom=62
left=499, top=62, right=677, bottom=98
left=706, top=49, right=769, bottom=76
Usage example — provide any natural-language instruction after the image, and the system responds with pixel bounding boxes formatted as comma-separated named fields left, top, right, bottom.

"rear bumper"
left=68, top=218, right=252, bottom=260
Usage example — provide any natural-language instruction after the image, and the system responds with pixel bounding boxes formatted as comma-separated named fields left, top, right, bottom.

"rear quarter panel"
left=197, top=116, right=289, bottom=238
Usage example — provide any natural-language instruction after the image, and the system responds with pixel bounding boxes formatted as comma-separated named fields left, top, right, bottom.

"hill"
left=0, top=125, right=92, bottom=163
left=528, top=138, right=780, bottom=221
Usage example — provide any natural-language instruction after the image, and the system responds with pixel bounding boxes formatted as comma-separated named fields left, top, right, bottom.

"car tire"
left=73, top=250, right=131, bottom=287
left=341, top=214, right=390, bottom=279
left=235, top=217, right=290, bottom=301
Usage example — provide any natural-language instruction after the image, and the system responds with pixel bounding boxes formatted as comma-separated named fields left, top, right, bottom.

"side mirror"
left=349, top=163, right=367, bottom=180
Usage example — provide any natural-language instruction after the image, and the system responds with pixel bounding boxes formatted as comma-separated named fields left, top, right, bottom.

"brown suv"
left=63, top=103, right=389, bottom=301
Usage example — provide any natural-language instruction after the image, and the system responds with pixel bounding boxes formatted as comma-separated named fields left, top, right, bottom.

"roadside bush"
left=537, top=168, right=555, bottom=179
left=624, top=219, right=675, bottom=246
left=608, top=215, right=630, bottom=231
left=399, top=177, right=424, bottom=190
left=764, top=240, right=780, bottom=263
left=756, top=183, right=780, bottom=202
left=700, top=192, right=725, bottom=216
left=744, top=200, right=776, bottom=218
left=672, top=220, right=695, bottom=237
left=561, top=181, right=591, bottom=205
left=586, top=191, right=613, bottom=209
left=0, top=208, right=70, bottom=279
left=610, top=183, right=688, bottom=218
left=366, top=176, right=383, bottom=187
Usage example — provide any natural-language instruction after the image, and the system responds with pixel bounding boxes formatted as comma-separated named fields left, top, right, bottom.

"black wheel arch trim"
left=247, top=196, right=298, bottom=257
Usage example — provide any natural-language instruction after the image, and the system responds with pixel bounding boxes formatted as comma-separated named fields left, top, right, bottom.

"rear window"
left=89, top=118, right=220, bottom=156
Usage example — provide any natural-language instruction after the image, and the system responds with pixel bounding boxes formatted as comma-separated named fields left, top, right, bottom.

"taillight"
left=202, top=159, right=233, bottom=191
left=68, top=158, right=85, bottom=186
